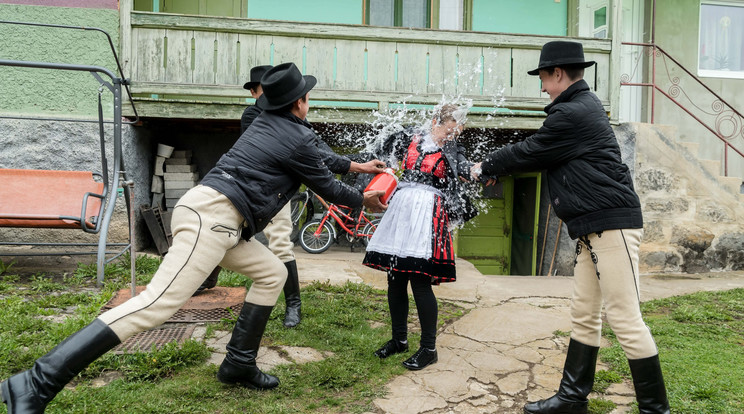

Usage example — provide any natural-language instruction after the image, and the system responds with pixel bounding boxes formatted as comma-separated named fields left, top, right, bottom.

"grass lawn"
left=589, top=288, right=744, bottom=414
left=1, top=256, right=743, bottom=413
left=0, top=256, right=465, bottom=414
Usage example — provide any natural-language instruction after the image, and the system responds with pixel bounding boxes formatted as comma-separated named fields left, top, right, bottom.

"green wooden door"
left=455, top=177, right=513, bottom=275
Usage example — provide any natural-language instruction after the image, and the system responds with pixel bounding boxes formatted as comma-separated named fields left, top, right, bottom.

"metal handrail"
left=621, top=41, right=744, bottom=177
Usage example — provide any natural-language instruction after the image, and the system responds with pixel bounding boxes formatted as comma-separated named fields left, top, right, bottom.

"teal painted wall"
left=472, top=0, right=566, bottom=36
left=247, top=0, right=362, bottom=24
left=0, top=4, right=120, bottom=118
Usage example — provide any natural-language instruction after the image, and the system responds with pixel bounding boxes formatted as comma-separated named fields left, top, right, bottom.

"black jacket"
left=376, top=128, right=477, bottom=224
left=240, top=101, right=264, bottom=134
left=202, top=110, right=363, bottom=236
left=481, top=79, right=642, bottom=239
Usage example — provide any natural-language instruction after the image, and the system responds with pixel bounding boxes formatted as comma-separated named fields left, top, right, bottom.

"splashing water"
left=313, top=59, right=512, bottom=226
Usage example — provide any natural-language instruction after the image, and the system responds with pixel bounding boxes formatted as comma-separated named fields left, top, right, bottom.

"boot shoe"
left=402, top=347, right=438, bottom=370
left=523, top=395, right=588, bottom=413
left=374, top=339, right=408, bottom=358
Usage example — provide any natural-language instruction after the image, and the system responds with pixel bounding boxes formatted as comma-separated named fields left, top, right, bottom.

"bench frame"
left=0, top=58, right=134, bottom=286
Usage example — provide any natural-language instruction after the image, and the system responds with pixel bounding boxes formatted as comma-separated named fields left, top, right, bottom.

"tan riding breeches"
left=258, top=202, right=295, bottom=263
left=570, top=228, right=659, bottom=360
left=99, top=185, right=287, bottom=341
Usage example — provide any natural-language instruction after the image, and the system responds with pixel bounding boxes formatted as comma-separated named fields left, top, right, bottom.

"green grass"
left=0, top=256, right=465, bottom=414
left=590, top=288, right=744, bottom=414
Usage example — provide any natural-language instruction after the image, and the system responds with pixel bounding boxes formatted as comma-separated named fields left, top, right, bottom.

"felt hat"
left=243, top=65, right=273, bottom=90
left=257, top=63, right=317, bottom=110
left=527, top=41, right=596, bottom=75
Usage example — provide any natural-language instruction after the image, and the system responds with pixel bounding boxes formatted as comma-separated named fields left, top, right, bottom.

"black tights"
left=387, top=270, right=438, bottom=349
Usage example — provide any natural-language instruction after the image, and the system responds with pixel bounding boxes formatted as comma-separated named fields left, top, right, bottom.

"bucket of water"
left=364, top=168, right=398, bottom=204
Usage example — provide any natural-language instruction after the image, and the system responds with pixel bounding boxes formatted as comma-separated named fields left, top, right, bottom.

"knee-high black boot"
left=282, top=260, right=301, bottom=328
left=217, top=302, right=279, bottom=389
left=1, top=319, right=121, bottom=414
left=523, top=339, right=599, bottom=414
left=629, top=355, right=670, bottom=414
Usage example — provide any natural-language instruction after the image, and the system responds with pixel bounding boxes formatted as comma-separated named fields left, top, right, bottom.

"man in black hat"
left=241, top=64, right=273, bottom=133
left=0, top=62, right=388, bottom=413
left=200, top=65, right=385, bottom=330
left=472, top=40, right=670, bottom=414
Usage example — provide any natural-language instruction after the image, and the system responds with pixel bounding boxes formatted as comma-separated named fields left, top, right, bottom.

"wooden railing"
left=121, top=9, right=614, bottom=125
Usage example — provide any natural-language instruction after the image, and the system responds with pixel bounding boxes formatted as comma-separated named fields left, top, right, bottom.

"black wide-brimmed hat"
left=257, top=63, right=317, bottom=110
left=243, top=65, right=273, bottom=90
left=527, top=41, right=596, bottom=75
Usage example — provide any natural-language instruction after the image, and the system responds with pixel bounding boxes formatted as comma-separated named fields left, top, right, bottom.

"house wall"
left=651, top=0, right=744, bottom=180
left=248, top=0, right=361, bottom=24
left=0, top=3, right=120, bottom=118
left=471, top=0, right=567, bottom=35
left=0, top=2, right=151, bottom=250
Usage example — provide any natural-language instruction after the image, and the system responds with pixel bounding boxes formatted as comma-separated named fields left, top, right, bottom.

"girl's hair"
left=434, top=103, right=467, bottom=125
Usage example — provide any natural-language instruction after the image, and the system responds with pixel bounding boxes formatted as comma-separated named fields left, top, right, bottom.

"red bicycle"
left=298, top=196, right=381, bottom=254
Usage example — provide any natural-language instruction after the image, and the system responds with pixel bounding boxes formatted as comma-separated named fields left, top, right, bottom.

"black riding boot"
left=193, top=266, right=220, bottom=295
left=282, top=260, right=301, bottom=328
left=629, top=355, right=670, bottom=414
left=523, top=339, right=599, bottom=414
left=1, top=319, right=120, bottom=414
left=217, top=302, right=279, bottom=389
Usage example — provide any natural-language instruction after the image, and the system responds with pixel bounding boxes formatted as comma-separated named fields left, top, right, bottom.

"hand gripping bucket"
left=364, top=168, right=398, bottom=204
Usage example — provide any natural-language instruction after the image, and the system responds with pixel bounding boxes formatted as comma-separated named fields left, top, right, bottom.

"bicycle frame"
left=312, top=203, right=375, bottom=243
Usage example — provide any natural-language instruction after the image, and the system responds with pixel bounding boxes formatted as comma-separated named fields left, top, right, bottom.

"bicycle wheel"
left=299, top=220, right=335, bottom=254
left=360, top=218, right=381, bottom=247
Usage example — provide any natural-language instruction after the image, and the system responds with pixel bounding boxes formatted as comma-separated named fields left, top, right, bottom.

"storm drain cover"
left=113, top=325, right=195, bottom=354
left=102, top=286, right=246, bottom=323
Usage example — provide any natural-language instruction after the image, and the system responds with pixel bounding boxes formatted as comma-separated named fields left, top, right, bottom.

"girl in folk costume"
left=363, top=104, right=478, bottom=370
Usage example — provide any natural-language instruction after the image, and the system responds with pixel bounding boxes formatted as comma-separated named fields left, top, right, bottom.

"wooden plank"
left=192, top=30, right=216, bottom=84
left=482, top=47, right=512, bottom=98
left=304, top=37, right=335, bottom=89
left=134, top=28, right=166, bottom=83
left=511, top=48, right=542, bottom=99
left=428, top=44, right=458, bottom=96
left=395, top=42, right=429, bottom=95
left=333, top=39, right=366, bottom=90
left=271, top=36, right=304, bottom=68
left=164, top=29, right=193, bottom=84
left=215, top=32, right=239, bottom=86
left=365, top=41, right=397, bottom=92
left=456, top=46, right=484, bottom=96
left=236, top=33, right=268, bottom=84
left=586, top=52, right=610, bottom=102
left=131, top=12, right=612, bottom=51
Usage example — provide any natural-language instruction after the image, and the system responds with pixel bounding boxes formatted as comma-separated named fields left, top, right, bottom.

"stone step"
left=700, top=159, right=722, bottom=176
left=719, top=176, right=743, bottom=194
left=678, top=141, right=700, bottom=158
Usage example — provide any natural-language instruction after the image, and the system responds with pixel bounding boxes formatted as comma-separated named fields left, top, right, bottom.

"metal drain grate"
left=166, top=303, right=243, bottom=322
left=113, top=325, right=196, bottom=354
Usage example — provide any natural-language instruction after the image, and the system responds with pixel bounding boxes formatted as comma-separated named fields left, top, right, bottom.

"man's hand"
left=350, top=159, right=386, bottom=174
left=362, top=190, right=387, bottom=213
left=471, top=162, right=498, bottom=186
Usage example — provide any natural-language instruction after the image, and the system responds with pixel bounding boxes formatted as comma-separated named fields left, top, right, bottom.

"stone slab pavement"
left=291, top=246, right=744, bottom=414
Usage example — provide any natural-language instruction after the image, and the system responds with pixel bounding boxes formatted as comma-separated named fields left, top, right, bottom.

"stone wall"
left=621, top=123, right=744, bottom=273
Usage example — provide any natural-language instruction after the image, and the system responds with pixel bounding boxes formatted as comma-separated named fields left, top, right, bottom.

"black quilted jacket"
left=202, top=110, right=363, bottom=236
left=480, top=79, right=642, bottom=239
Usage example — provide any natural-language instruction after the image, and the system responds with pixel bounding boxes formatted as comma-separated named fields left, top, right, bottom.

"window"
left=365, top=0, right=432, bottom=28
left=699, top=1, right=744, bottom=79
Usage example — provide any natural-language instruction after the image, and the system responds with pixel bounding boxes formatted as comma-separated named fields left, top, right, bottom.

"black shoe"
left=374, top=339, right=408, bottom=359
left=402, top=347, right=438, bottom=370
left=194, top=266, right=220, bottom=295
left=629, top=355, right=670, bottom=414
left=1, top=319, right=120, bottom=414
left=523, top=339, right=598, bottom=414
left=282, top=261, right=301, bottom=328
left=217, top=302, right=279, bottom=390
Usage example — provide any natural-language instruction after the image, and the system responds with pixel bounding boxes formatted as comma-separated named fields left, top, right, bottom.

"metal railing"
left=620, top=42, right=744, bottom=177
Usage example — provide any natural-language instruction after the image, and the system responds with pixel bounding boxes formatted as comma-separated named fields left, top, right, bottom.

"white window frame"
left=698, top=0, right=744, bottom=79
